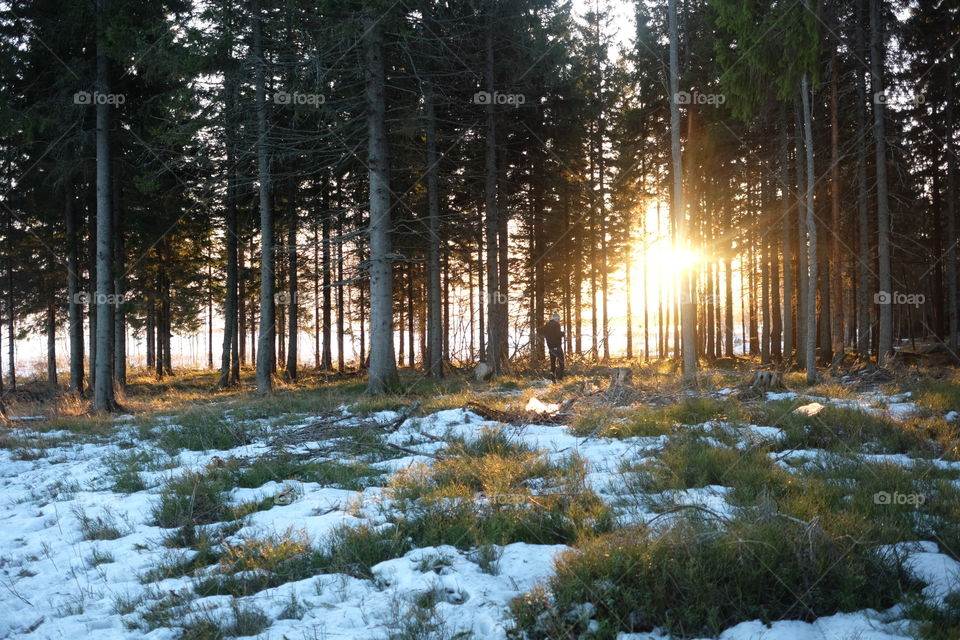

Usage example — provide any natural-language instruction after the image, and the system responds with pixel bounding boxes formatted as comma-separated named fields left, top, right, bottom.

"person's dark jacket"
left=541, top=319, right=564, bottom=349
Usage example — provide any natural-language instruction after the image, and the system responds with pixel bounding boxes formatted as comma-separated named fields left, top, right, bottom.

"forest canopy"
left=0, top=0, right=957, bottom=403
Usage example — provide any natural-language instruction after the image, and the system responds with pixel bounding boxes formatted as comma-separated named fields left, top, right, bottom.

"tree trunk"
left=65, top=186, right=84, bottom=393
left=364, top=9, right=398, bottom=393
left=871, top=0, right=893, bottom=363
left=477, top=223, right=485, bottom=360
left=830, top=48, right=845, bottom=357
left=669, top=0, right=697, bottom=381
left=483, top=10, right=506, bottom=374
left=407, top=262, right=415, bottom=366
left=942, top=13, right=958, bottom=355
left=770, top=184, right=782, bottom=361
left=322, top=195, right=333, bottom=370
left=93, top=0, right=115, bottom=411
left=207, top=261, right=213, bottom=369
left=642, top=199, right=650, bottom=359
left=761, top=180, right=771, bottom=365
left=795, top=103, right=807, bottom=369
left=443, top=250, right=451, bottom=364
left=801, top=71, right=818, bottom=383
left=89, top=217, right=97, bottom=390
left=254, top=2, right=275, bottom=394
left=46, top=304, right=56, bottom=387
left=218, top=70, right=239, bottom=387
left=533, top=158, right=546, bottom=366
left=113, top=173, right=126, bottom=389
left=425, top=83, right=443, bottom=377
left=855, top=0, right=872, bottom=356
left=625, top=250, right=633, bottom=359
left=146, top=300, right=154, bottom=369
left=336, top=206, right=345, bottom=371
left=286, top=186, right=298, bottom=380
left=497, top=148, right=510, bottom=368
left=780, top=107, right=793, bottom=361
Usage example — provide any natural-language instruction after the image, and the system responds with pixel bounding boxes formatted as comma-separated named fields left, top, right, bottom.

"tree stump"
left=610, top=367, right=632, bottom=388
left=747, top=370, right=784, bottom=391
left=474, top=362, right=494, bottom=382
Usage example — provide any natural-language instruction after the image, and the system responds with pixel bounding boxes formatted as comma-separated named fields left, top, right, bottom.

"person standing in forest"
left=541, top=313, right=565, bottom=381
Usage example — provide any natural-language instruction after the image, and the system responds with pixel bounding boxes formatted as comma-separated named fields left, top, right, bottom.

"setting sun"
left=643, top=245, right=700, bottom=276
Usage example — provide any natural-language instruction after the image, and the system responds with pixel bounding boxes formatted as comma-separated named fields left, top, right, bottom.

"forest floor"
left=1, top=358, right=959, bottom=639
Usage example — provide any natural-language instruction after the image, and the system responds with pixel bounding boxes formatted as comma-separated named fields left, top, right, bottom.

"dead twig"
left=385, top=441, right=439, bottom=458
left=384, top=401, right=420, bottom=432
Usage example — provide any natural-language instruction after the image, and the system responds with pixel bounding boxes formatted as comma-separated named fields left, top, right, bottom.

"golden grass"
left=10, top=355, right=952, bottom=443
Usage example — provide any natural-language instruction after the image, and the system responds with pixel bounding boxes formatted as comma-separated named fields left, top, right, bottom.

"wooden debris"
left=465, top=389, right=590, bottom=426
left=464, top=402, right=518, bottom=423
left=274, top=484, right=297, bottom=505
left=272, top=401, right=419, bottom=446
left=386, top=441, right=439, bottom=458
left=384, top=401, right=420, bottom=432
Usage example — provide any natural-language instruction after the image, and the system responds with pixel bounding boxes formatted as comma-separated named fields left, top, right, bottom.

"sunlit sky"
left=572, top=0, right=635, bottom=59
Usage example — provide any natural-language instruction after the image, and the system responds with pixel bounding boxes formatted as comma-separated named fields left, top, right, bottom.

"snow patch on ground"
left=0, top=392, right=955, bottom=639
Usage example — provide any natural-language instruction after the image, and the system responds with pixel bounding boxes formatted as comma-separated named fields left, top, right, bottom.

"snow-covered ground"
left=1, top=389, right=957, bottom=639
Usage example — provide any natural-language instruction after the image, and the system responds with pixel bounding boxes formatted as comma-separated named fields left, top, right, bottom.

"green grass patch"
left=88, top=547, right=115, bottom=566
left=625, top=436, right=778, bottom=500
left=151, top=469, right=268, bottom=528
left=131, top=589, right=268, bottom=638
left=132, top=589, right=196, bottom=633
left=141, top=523, right=241, bottom=583
left=151, top=451, right=384, bottom=530
left=74, top=507, right=124, bottom=540
left=194, top=430, right=613, bottom=598
left=102, top=449, right=170, bottom=493
left=908, top=378, right=960, bottom=415
left=389, top=429, right=612, bottom=548
left=749, top=399, right=937, bottom=456
left=195, top=524, right=410, bottom=596
left=620, top=433, right=960, bottom=561
left=226, top=453, right=381, bottom=490
left=903, top=591, right=960, bottom=640
left=765, top=457, right=960, bottom=555
left=153, top=406, right=263, bottom=454
left=510, top=511, right=916, bottom=639
left=573, top=397, right=744, bottom=438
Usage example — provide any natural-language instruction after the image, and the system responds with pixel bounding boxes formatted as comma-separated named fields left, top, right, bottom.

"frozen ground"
left=0, top=387, right=957, bottom=639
